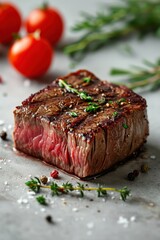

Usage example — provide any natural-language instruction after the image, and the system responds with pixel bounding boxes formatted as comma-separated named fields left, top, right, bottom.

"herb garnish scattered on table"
left=64, top=0, right=160, bottom=61
left=64, top=0, right=160, bottom=91
left=110, top=59, right=160, bottom=90
left=25, top=177, right=130, bottom=202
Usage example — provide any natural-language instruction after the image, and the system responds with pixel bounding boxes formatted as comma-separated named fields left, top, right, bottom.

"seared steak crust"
left=13, top=70, right=149, bottom=178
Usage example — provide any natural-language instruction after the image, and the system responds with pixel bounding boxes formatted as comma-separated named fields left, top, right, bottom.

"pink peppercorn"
left=50, top=170, right=59, bottom=179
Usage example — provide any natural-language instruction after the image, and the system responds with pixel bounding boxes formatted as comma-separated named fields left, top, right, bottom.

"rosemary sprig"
left=110, top=59, right=160, bottom=90
left=59, top=79, right=93, bottom=101
left=25, top=177, right=130, bottom=201
left=64, top=0, right=160, bottom=61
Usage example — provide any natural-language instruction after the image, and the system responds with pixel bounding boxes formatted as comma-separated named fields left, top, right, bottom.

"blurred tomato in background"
left=25, top=3, right=64, bottom=46
left=8, top=33, right=53, bottom=78
left=0, top=2, right=22, bottom=44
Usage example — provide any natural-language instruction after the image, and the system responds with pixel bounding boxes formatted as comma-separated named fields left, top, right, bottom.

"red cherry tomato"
left=25, top=4, right=64, bottom=46
left=0, top=2, right=21, bottom=44
left=8, top=34, right=53, bottom=78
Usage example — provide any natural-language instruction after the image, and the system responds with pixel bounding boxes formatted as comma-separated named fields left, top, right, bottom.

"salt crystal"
left=72, top=207, right=78, bottom=212
left=50, top=200, right=54, bottom=205
left=7, top=159, right=11, bottom=163
left=150, top=155, right=156, bottom=159
left=111, top=196, right=115, bottom=200
left=117, top=216, right=129, bottom=228
left=40, top=208, right=46, bottom=212
left=61, top=198, right=66, bottom=201
left=87, top=222, right=94, bottom=229
left=130, top=216, right=136, bottom=222
left=0, top=167, right=2, bottom=169
left=0, top=120, right=4, bottom=126
left=8, top=125, right=12, bottom=130
left=17, top=198, right=28, bottom=204
left=22, top=199, right=28, bottom=204
left=4, top=181, right=8, bottom=185
left=17, top=198, right=23, bottom=204
left=27, top=191, right=36, bottom=196
left=28, top=174, right=32, bottom=178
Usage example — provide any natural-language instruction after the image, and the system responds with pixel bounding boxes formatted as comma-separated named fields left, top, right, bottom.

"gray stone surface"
left=0, top=1, right=160, bottom=240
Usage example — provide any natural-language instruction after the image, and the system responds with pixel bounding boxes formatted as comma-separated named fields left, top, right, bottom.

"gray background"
left=0, top=1, right=160, bottom=240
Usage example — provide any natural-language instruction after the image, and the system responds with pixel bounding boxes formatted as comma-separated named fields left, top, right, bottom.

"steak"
left=13, top=70, right=149, bottom=178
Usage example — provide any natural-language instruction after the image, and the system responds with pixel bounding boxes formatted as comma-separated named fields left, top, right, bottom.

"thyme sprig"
left=110, top=59, right=160, bottom=90
left=25, top=177, right=130, bottom=201
left=59, top=79, right=93, bottom=101
left=64, top=0, right=160, bottom=61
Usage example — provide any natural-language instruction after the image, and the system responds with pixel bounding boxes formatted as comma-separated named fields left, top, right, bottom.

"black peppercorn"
left=127, top=172, right=135, bottom=181
left=0, top=130, right=7, bottom=140
left=45, top=215, right=53, bottom=223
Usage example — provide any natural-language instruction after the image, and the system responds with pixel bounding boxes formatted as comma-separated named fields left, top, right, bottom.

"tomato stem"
left=40, top=2, right=48, bottom=10
left=12, top=33, right=21, bottom=41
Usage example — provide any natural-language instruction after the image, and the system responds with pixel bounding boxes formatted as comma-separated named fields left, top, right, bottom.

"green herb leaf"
left=79, top=92, right=93, bottom=101
left=113, top=111, right=118, bottom=117
left=122, top=123, right=128, bottom=129
left=25, top=177, right=40, bottom=193
left=118, top=187, right=130, bottom=201
left=97, top=186, right=107, bottom=197
left=59, top=79, right=93, bottom=101
left=98, top=97, right=106, bottom=104
left=69, top=112, right=78, bottom=117
left=83, top=77, right=91, bottom=83
left=50, top=182, right=60, bottom=196
left=36, top=195, right=47, bottom=205
left=110, top=58, right=160, bottom=91
left=110, top=69, right=131, bottom=75
left=77, top=182, right=85, bottom=197
left=85, top=102, right=100, bottom=113
left=117, top=98, right=126, bottom=104
left=62, top=182, right=74, bottom=193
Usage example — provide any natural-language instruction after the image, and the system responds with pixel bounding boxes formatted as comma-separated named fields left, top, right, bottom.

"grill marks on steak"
left=13, top=69, right=149, bottom=178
